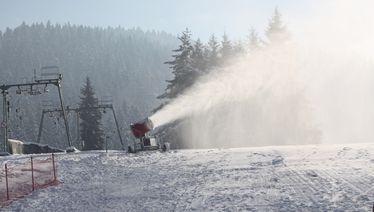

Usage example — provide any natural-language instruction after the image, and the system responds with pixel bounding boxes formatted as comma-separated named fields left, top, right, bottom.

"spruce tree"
left=206, top=34, right=219, bottom=69
left=159, top=28, right=194, bottom=99
left=191, top=38, right=207, bottom=75
left=248, top=27, right=260, bottom=51
left=265, top=8, right=289, bottom=45
left=220, top=32, right=233, bottom=61
left=232, top=40, right=245, bottom=56
left=79, top=77, right=104, bottom=150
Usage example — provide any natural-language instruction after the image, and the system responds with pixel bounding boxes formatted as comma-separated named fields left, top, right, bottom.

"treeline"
left=157, top=9, right=320, bottom=148
left=0, top=22, right=178, bottom=149
left=158, top=8, right=288, bottom=103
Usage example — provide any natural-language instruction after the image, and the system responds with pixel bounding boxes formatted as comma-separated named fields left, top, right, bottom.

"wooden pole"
left=5, top=163, right=9, bottom=200
left=31, top=156, right=34, bottom=191
left=52, top=153, right=56, bottom=182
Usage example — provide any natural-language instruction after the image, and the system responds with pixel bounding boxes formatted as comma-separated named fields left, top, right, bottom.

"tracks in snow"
left=3, top=144, right=374, bottom=211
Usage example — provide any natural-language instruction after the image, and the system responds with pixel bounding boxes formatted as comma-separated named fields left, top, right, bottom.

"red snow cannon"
left=130, top=118, right=154, bottom=138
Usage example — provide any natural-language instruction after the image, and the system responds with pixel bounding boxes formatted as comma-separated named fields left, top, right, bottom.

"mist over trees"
left=0, top=22, right=178, bottom=149
left=156, top=9, right=321, bottom=148
left=265, top=8, right=290, bottom=45
left=158, top=29, right=244, bottom=103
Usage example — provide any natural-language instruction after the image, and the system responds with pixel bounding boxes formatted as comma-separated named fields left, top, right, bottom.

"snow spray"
left=151, top=0, right=374, bottom=148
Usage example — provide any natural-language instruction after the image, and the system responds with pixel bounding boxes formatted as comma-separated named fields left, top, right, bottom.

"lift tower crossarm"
left=0, top=74, right=62, bottom=91
left=38, top=104, right=124, bottom=149
left=0, top=73, right=72, bottom=153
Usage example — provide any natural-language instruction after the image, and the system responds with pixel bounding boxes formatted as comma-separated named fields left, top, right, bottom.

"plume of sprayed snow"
left=151, top=43, right=301, bottom=128
left=297, top=0, right=374, bottom=143
left=151, top=43, right=320, bottom=148
left=151, top=0, right=374, bottom=147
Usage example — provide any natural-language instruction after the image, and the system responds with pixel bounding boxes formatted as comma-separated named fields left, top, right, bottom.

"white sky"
left=0, top=0, right=315, bottom=41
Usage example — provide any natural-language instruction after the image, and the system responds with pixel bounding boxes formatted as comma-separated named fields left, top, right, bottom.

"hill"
left=0, top=22, right=178, bottom=149
left=1, top=143, right=373, bottom=211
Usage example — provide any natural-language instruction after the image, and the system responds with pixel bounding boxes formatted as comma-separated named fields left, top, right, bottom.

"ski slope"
left=1, top=143, right=374, bottom=211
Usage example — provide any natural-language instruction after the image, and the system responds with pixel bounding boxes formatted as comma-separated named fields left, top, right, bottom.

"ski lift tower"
left=37, top=97, right=124, bottom=150
left=0, top=66, right=72, bottom=153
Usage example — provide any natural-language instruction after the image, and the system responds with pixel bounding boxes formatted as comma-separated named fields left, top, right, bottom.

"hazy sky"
left=0, top=0, right=313, bottom=41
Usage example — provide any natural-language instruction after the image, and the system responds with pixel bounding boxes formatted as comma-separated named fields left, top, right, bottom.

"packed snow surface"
left=1, top=143, right=374, bottom=211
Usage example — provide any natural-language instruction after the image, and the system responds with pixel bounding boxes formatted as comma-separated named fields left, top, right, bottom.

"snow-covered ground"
left=1, top=143, right=374, bottom=211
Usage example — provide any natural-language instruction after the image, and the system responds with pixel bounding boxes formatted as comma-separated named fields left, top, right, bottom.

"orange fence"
left=0, top=154, right=59, bottom=207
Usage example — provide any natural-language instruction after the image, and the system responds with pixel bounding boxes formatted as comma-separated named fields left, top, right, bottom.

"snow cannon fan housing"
left=130, top=118, right=154, bottom=138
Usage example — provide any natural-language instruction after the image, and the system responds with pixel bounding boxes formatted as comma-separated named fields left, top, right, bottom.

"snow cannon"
left=129, top=118, right=169, bottom=153
left=130, top=117, right=154, bottom=138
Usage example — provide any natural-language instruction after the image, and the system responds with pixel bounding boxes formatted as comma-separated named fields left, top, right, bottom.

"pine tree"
left=220, top=32, right=233, bottom=60
left=191, top=38, right=206, bottom=74
left=232, top=40, right=244, bottom=55
left=206, top=34, right=219, bottom=69
left=79, top=77, right=104, bottom=150
left=248, top=27, right=260, bottom=51
left=265, top=8, right=289, bottom=45
left=158, top=28, right=194, bottom=99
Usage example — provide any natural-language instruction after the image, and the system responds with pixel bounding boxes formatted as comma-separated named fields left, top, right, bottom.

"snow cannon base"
left=66, top=146, right=79, bottom=153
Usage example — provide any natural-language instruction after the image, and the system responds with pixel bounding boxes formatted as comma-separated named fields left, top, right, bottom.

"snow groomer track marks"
left=1, top=143, right=374, bottom=211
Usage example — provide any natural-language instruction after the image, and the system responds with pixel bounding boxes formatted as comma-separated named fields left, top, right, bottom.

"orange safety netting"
left=0, top=154, right=59, bottom=207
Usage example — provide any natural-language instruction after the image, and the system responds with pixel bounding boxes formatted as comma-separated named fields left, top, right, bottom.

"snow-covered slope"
left=1, top=143, right=374, bottom=211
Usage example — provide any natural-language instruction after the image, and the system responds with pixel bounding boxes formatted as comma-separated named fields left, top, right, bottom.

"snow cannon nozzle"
left=130, top=117, right=154, bottom=138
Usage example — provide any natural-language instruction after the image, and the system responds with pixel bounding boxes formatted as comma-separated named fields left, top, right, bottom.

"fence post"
left=52, top=153, right=56, bottom=182
left=31, top=156, right=34, bottom=191
left=5, top=163, right=9, bottom=200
